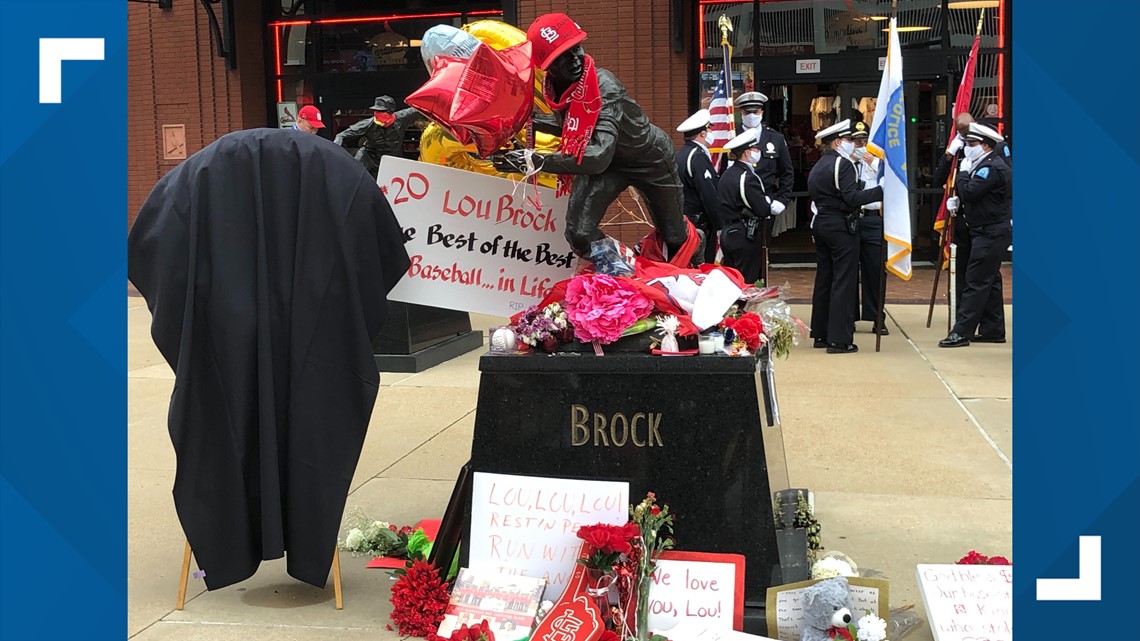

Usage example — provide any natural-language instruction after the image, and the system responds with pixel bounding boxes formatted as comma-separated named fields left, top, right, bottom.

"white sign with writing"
left=916, top=564, right=1012, bottom=641
left=878, top=56, right=886, bottom=71
left=651, top=621, right=778, bottom=641
left=796, top=59, right=821, bottom=74
left=469, top=472, right=629, bottom=601
left=765, top=577, right=890, bottom=641
left=377, top=156, right=575, bottom=318
left=647, top=552, right=744, bottom=632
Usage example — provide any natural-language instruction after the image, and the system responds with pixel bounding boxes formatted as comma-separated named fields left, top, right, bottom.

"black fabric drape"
left=128, top=129, right=410, bottom=589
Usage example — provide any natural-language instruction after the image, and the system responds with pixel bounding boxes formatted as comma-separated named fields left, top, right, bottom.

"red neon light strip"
left=268, top=9, right=501, bottom=28
left=274, top=26, right=283, bottom=101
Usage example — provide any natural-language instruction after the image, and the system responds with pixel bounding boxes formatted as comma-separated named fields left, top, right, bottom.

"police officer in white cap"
left=933, top=112, right=1013, bottom=312
left=735, top=91, right=794, bottom=219
left=806, top=119, right=884, bottom=354
left=939, top=122, right=1012, bottom=348
left=675, top=109, right=724, bottom=264
left=716, top=129, right=773, bottom=285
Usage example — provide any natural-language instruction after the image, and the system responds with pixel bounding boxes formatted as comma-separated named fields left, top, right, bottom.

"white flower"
left=344, top=528, right=365, bottom=550
left=856, top=614, right=887, bottom=641
left=811, top=556, right=856, bottom=579
left=372, top=520, right=391, bottom=531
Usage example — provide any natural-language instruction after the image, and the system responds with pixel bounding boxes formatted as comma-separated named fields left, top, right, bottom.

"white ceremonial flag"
left=867, top=17, right=912, bottom=280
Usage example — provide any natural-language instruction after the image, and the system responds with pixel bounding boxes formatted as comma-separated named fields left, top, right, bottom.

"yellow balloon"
left=463, top=19, right=552, bottom=115
left=419, top=123, right=559, bottom=190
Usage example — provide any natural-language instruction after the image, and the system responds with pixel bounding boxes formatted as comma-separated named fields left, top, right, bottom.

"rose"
left=449, top=620, right=496, bottom=641
left=577, top=524, right=617, bottom=553
left=987, top=555, right=1011, bottom=565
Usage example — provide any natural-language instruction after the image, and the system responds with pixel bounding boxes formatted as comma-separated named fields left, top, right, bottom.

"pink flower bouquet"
left=564, top=274, right=654, bottom=345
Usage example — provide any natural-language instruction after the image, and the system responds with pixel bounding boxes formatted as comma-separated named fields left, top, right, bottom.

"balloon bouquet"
left=410, top=20, right=560, bottom=189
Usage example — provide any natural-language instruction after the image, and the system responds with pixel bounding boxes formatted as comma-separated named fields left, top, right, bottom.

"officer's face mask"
left=837, top=140, right=855, bottom=158
left=963, top=142, right=985, bottom=162
left=741, top=112, right=763, bottom=129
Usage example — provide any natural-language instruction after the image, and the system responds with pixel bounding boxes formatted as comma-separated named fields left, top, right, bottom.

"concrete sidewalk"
left=128, top=298, right=1011, bottom=641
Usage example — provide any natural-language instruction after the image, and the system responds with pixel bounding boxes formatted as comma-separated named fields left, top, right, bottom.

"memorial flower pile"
left=338, top=507, right=432, bottom=561
left=514, top=302, right=574, bottom=353
left=388, top=560, right=451, bottom=638
left=957, top=550, right=1011, bottom=565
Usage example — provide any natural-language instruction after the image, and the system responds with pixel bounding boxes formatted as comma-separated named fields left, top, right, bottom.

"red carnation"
left=389, top=560, right=451, bottom=637
left=731, top=313, right=764, bottom=350
left=987, top=556, right=1011, bottom=565
left=957, top=551, right=989, bottom=565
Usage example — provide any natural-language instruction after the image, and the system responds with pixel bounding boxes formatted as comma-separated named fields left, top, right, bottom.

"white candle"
left=699, top=336, right=716, bottom=355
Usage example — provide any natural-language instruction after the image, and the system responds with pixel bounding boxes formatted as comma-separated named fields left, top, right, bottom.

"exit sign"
left=796, top=59, right=821, bottom=74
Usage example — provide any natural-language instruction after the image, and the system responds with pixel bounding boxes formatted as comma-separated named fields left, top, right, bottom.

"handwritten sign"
left=916, top=564, right=1012, bottom=641
left=469, top=472, right=629, bottom=601
left=650, top=620, right=779, bottom=641
left=647, top=551, right=745, bottom=632
left=764, top=577, right=890, bottom=641
left=377, top=156, right=575, bottom=317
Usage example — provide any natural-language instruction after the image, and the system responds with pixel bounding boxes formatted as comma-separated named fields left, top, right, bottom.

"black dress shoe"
left=826, top=343, right=859, bottom=354
left=872, top=325, right=889, bottom=336
left=813, top=338, right=828, bottom=349
left=971, top=334, right=1006, bottom=343
left=938, top=332, right=971, bottom=348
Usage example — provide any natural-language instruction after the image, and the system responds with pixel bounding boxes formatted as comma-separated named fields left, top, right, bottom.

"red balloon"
left=407, top=42, right=534, bottom=158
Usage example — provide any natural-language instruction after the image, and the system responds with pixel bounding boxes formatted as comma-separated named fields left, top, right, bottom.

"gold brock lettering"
left=570, top=404, right=664, bottom=447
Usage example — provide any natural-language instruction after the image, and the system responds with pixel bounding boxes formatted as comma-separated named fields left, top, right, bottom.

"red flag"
left=933, top=34, right=981, bottom=268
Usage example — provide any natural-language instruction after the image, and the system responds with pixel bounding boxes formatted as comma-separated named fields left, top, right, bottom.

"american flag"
left=707, top=69, right=734, bottom=172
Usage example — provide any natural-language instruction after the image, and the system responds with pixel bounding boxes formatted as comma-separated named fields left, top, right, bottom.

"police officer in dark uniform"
left=716, top=129, right=772, bottom=285
left=939, top=123, right=1012, bottom=347
left=807, top=120, right=884, bottom=354
left=849, top=121, right=888, bottom=335
left=735, top=92, right=795, bottom=220
left=333, top=96, right=426, bottom=179
left=932, top=112, right=1012, bottom=309
left=675, top=109, right=724, bottom=265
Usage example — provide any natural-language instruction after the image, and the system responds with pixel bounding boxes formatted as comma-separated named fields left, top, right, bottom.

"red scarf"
left=828, top=626, right=854, bottom=641
left=373, top=112, right=396, bottom=127
left=543, top=54, right=602, bottom=197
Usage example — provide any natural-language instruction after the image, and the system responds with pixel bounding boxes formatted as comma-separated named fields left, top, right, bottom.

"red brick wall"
left=127, top=2, right=266, bottom=229
left=518, top=0, right=693, bottom=247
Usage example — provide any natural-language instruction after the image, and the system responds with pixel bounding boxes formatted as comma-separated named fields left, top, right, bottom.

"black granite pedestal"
left=467, top=352, right=783, bottom=635
left=372, top=302, right=484, bottom=373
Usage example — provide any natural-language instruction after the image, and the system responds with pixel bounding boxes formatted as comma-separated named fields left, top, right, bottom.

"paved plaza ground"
left=129, top=296, right=1012, bottom=641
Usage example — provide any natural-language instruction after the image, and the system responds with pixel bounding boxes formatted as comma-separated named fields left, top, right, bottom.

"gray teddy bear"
left=800, top=577, right=856, bottom=641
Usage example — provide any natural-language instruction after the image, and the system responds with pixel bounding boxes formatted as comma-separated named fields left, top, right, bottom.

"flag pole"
left=873, top=0, right=898, bottom=353
left=926, top=8, right=984, bottom=329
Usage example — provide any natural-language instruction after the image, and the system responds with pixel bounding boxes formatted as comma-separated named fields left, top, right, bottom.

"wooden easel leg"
left=332, top=548, right=344, bottom=610
left=176, top=541, right=192, bottom=610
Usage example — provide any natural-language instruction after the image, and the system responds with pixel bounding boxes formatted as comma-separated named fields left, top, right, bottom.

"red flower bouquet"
left=577, top=522, right=641, bottom=570
left=388, top=560, right=451, bottom=637
left=957, top=550, right=1011, bottom=565
left=722, top=312, right=765, bottom=351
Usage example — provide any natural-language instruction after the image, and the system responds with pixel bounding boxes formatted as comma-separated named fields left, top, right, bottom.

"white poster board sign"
left=647, top=552, right=745, bottom=632
left=469, top=472, right=629, bottom=601
left=765, top=577, right=890, bottom=641
left=377, top=156, right=574, bottom=318
left=916, top=564, right=1012, bottom=641
left=277, top=101, right=298, bottom=128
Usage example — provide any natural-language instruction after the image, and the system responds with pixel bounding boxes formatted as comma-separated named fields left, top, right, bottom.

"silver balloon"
left=420, top=25, right=481, bottom=73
